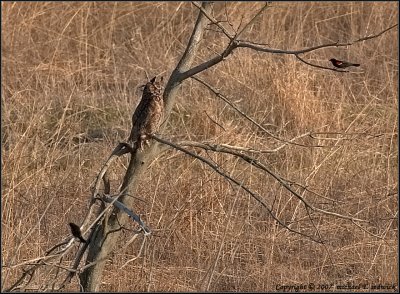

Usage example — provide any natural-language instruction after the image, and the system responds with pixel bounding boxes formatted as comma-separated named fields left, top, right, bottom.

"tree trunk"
left=79, top=2, right=214, bottom=291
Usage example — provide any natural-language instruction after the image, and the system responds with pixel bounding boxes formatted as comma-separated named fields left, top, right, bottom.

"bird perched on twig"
left=329, top=58, right=360, bottom=68
left=69, top=222, right=87, bottom=243
left=128, top=76, right=164, bottom=151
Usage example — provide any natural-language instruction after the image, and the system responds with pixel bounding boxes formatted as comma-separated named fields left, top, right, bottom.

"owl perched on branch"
left=128, top=76, right=164, bottom=151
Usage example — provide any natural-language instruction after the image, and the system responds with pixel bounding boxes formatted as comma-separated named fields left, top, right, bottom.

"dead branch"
left=295, top=54, right=349, bottom=72
left=152, top=134, right=369, bottom=226
left=4, top=140, right=150, bottom=292
left=149, top=133, right=323, bottom=243
left=191, top=2, right=234, bottom=40
left=180, top=138, right=310, bottom=154
left=235, top=23, right=398, bottom=54
left=7, top=3, right=394, bottom=292
left=179, top=21, right=397, bottom=80
left=102, top=195, right=151, bottom=235
left=178, top=138, right=368, bottom=223
left=80, top=2, right=216, bottom=291
left=192, top=76, right=325, bottom=148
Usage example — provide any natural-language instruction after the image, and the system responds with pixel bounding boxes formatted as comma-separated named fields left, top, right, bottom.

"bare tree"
left=4, top=2, right=397, bottom=292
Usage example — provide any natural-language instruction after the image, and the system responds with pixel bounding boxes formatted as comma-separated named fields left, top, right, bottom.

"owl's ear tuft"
left=150, top=76, right=157, bottom=83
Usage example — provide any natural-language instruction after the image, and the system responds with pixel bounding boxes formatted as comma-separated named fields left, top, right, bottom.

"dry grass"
left=1, top=2, right=398, bottom=292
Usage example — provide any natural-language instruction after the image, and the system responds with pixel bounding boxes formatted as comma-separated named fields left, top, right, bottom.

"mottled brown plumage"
left=128, top=76, right=164, bottom=151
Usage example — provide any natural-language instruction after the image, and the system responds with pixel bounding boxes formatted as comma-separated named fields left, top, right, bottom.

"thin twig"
left=191, top=2, right=234, bottom=40
left=180, top=139, right=307, bottom=154
left=179, top=23, right=397, bottom=80
left=178, top=139, right=367, bottom=223
left=235, top=2, right=269, bottom=39
left=149, top=134, right=324, bottom=243
left=235, top=23, right=398, bottom=54
left=204, top=111, right=226, bottom=131
left=192, top=76, right=324, bottom=148
left=295, top=54, right=348, bottom=72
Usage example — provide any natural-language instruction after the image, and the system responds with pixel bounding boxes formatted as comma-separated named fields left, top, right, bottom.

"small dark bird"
left=69, top=222, right=87, bottom=243
left=329, top=58, right=360, bottom=68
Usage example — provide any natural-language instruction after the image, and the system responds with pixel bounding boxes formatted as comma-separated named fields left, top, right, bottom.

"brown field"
left=1, top=2, right=398, bottom=292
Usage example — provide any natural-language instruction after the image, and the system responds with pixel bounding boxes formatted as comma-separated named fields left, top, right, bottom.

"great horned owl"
left=128, top=76, right=164, bottom=151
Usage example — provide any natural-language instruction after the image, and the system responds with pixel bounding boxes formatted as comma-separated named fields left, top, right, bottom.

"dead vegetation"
left=1, top=2, right=398, bottom=292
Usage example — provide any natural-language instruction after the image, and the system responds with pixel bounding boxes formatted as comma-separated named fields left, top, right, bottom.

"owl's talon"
left=145, top=139, right=151, bottom=148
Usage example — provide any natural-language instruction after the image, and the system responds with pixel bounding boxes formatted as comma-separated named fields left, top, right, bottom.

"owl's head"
left=143, top=76, right=164, bottom=97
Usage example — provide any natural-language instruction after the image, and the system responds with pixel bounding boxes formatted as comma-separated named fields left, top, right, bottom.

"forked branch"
left=180, top=4, right=397, bottom=79
left=150, top=134, right=371, bottom=242
left=149, top=134, right=324, bottom=243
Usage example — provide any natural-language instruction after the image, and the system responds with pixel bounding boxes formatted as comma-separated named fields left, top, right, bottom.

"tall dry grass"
left=2, top=2, right=398, bottom=291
